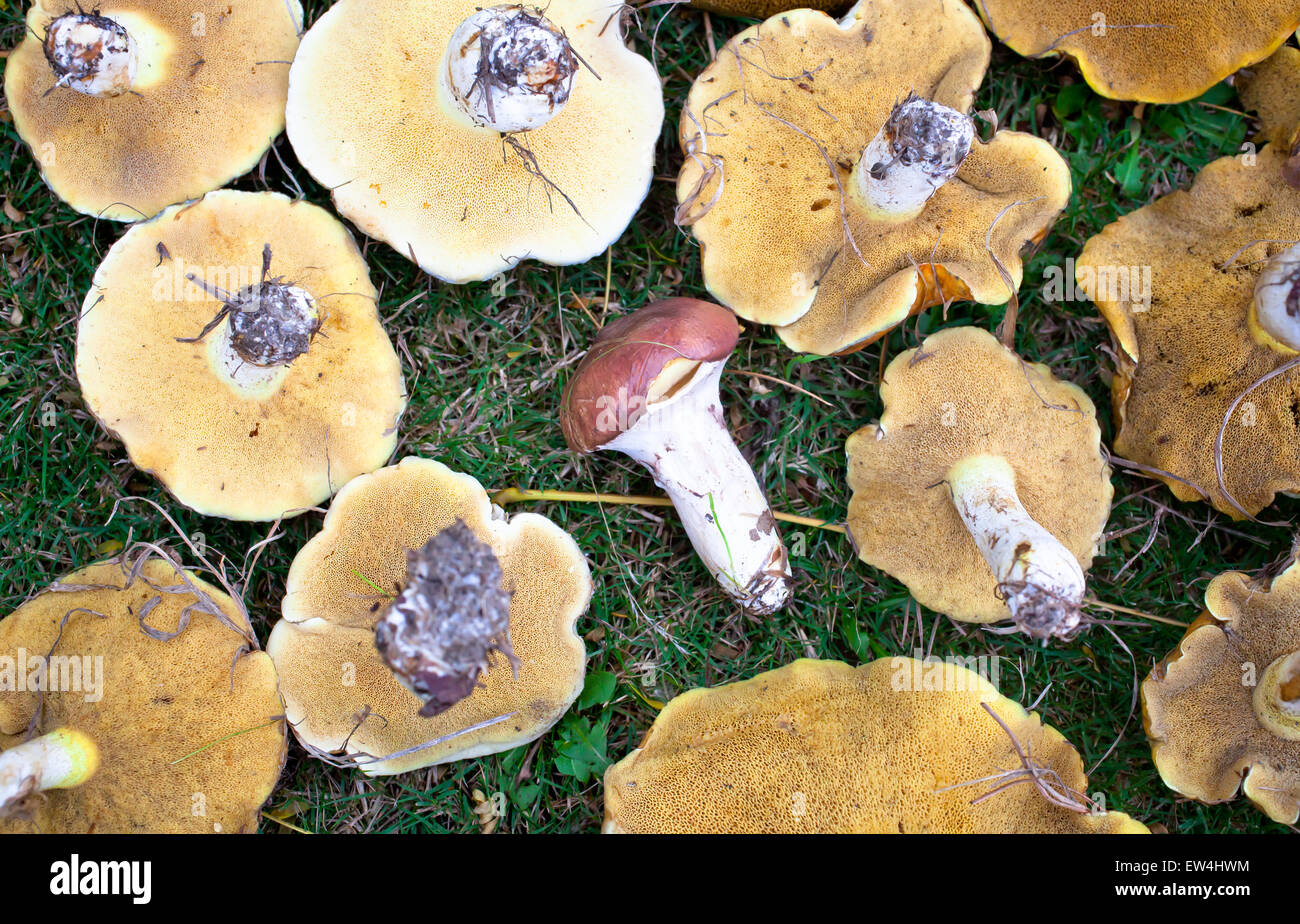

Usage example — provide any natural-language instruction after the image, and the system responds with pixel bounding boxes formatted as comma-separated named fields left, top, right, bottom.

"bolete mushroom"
left=266, top=457, right=592, bottom=776
left=0, top=553, right=286, bottom=833
left=285, top=1, right=664, bottom=283
left=676, top=0, right=1071, bottom=355
left=4, top=0, right=303, bottom=221
left=977, top=0, right=1300, bottom=104
left=76, top=190, right=406, bottom=521
left=845, top=327, right=1112, bottom=640
left=604, top=658, right=1148, bottom=833
left=1079, top=140, right=1300, bottom=518
left=1142, top=555, right=1300, bottom=825
left=1238, top=42, right=1300, bottom=189
left=559, top=298, right=792, bottom=615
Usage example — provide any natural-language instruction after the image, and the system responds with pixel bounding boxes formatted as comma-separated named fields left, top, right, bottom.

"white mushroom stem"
left=1249, top=243, right=1300, bottom=354
left=45, top=14, right=137, bottom=98
left=852, top=96, right=974, bottom=221
left=443, top=5, right=578, bottom=133
left=216, top=284, right=319, bottom=389
left=604, top=360, right=792, bottom=615
left=0, top=728, right=100, bottom=815
left=946, top=454, right=1085, bottom=640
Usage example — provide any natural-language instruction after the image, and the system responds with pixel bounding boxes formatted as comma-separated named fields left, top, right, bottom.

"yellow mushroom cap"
left=1239, top=44, right=1300, bottom=148
left=3, top=0, right=303, bottom=222
left=284, top=0, right=665, bottom=284
left=1238, top=43, right=1300, bottom=190
left=844, top=326, right=1111, bottom=624
left=75, top=190, right=406, bottom=522
left=1142, top=557, right=1300, bottom=825
left=0, top=557, right=287, bottom=834
left=267, top=457, right=592, bottom=776
left=1080, top=144, right=1300, bottom=518
left=977, top=0, right=1300, bottom=104
left=604, top=658, right=1147, bottom=833
left=676, top=0, right=1070, bottom=356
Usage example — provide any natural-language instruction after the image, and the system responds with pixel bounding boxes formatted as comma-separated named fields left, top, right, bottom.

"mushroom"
left=0, top=553, right=286, bottom=833
left=845, top=327, right=1112, bottom=640
left=284, top=1, right=664, bottom=283
left=3, top=0, right=303, bottom=221
left=1142, top=555, right=1300, bottom=825
left=266, top=457, right=592, bottom=776
left=559, top=298, right=792, bottom=615
left=604, top=658, right=1148, bottom=833
left=676, top=0, right=1071, bottom=355
left=1079, top=136, right=1300, bottom=518
left=1237, top=43, right=1300, bottom=189
left=977, top=0, right=1300, bottom=104
left=75, top=190, right=406, bottom=521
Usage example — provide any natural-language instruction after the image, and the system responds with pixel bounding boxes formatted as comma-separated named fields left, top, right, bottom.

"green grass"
left=1, top=2, right=1296, bottom=834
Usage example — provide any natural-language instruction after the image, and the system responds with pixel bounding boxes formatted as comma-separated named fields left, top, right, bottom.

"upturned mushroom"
left=285, top=1, right=664, bottom=284
left=977, top=0, right=1300, bottom=104
left=266, top=457, right=592, bottom=776
left=560, top=298, right=792, bottom=615
left=1142, top=555, right=1300, bottom=825
left=845, top=327, right=1112, bottom=640
left=1079, top=134, right=1300, bottom=518
left=0, top=552, right=286, bottom=833
left=76, top=190, right=406, bottom=521
left=604, top=658, right=1147, bottom=833
left=4, top=0, right=303, bottom=221
left=676, top=0, right=1070, bottom=355
left=1240, top=44, right=1300, bottom=191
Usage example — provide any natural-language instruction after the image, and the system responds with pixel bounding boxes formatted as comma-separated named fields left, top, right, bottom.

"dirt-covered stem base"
left=852, top=95, right=973, bottom=222
left=946, top=454, right=1085, bottom=640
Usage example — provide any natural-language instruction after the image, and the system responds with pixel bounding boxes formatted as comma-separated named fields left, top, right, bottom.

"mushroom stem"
left=374, top=521, right=519, bottom=718
left=946, top=454, right=1085, bottom=640
left=181, top=266, right=321, bottom=390
left=1248, top=243, right=1300, bottom=355
left=604, top=360, right=792, bottom=615
left=443, top=5, right=579, bottom=134
left=217, top=283, right=320, bottom=389
left=851, top=95, right=974, bottom=222
left=44, top=13, right=137, bottom=98
left=0, top=728, right=100, bottom=816
left=1253, top=650, right=1300, bottom=740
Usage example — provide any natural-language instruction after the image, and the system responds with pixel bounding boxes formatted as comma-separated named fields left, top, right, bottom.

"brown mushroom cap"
left=844, top=326, right=1111, bottom=624
left=560, top=297, right=740, bottom=453
left=1142, top=557, right=1300, bottom=824
left=604, top=658, right=1148, bottom=833
left=977, top=0, right=1300, bottom=104
left=677, top=0, right=1070, bottom=356
left=4, top=0, right=303, bottom=221
left=266, top=457, right=591, bottom=776
left=1080, top=144, right=1300, bottom=518
left=285, top=0, right=664, bottom=283
left=75, top=190, right=406, bottom=521
left=0, top=558, right=287, bottom=834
